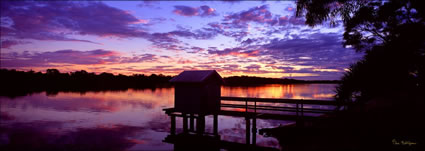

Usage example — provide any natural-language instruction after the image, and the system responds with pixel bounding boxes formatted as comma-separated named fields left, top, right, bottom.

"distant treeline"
left=223, top=76, right=339, bottom=86
left=0, top=69, right=339, bottom=97
left=0, top=69, right=173, bottom=98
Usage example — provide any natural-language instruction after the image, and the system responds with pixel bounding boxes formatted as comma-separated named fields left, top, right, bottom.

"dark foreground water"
left=0, top=84, right=336, bottom=150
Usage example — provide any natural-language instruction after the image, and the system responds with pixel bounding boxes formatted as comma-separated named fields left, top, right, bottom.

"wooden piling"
left=197, top=115, right=205, bottom=134
left=183, top=113, right=188, bottom=133
left=171, top=115, right=176, bottom=135
left=252, top=117, right=256, bottom=145
left=190, top=114, right=194, bottom=132
left=213, top=114, right=218, bottom=136
left=245, top=117, right=250, bottom=144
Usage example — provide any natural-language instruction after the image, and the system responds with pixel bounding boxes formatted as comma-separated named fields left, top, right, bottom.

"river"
left=0, top=84, right=336, bottom=150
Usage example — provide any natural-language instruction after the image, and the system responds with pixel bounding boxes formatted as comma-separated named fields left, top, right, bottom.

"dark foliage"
left=297, top=0, right=425, bottom=103
left=0, top=69, right=173, bottom=98
left=0, top=69, right=339, bottom=98
left=258, top=1, right=425, bottom=150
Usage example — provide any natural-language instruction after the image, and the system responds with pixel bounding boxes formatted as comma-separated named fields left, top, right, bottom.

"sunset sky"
left=0, top=0, right=363, bottom=80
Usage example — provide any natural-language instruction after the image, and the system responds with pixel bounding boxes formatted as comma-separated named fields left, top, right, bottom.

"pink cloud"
left=177, top=59, right=194, bottom=64
left=286, top=7, right=294, bottom=11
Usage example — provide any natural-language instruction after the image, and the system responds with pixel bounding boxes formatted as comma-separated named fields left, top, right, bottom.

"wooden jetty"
left=163, top=96, right=349, bottom=149
left=163, top=70, right=348, bottom=150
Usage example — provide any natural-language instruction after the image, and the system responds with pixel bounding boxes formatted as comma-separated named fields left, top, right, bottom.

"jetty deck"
left=163, top=96, right=349, bottom=148
left=164, top=96, right=348, bottom=120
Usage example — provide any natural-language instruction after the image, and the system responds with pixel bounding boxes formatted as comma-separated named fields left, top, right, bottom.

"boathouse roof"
left=170, top=70, right=223, bottom=83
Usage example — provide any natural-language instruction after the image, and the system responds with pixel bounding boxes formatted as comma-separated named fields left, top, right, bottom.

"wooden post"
left=197, top=115, right=205, bottom=134
left=301, top=101, right=304, bottom=117
left=253, top=101, right=257, bottom=145
left=245, top=117, right=250, bottom=145
left=296, top=100, right=300, bottom=127
left=213, top=114, right=218, bottom=136
left=170, top=115, right=176, bottom=135
left=245, top=100, right=248, bottom=112
left=254, top=101, right=256, bottom=113
left=189, top=114, right=194, bottom=132
left=296, top=100, right=299, bottom=117
left=183, top=113, right=188, bottom=133
left=252, top=117, right=256, bottom=145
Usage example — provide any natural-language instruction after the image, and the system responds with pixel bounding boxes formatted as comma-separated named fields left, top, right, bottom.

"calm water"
left=0, top=84, right=336, bottom=150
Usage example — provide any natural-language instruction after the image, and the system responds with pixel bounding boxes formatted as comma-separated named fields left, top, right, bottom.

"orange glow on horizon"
left=7, top=65, right=321, bottom=79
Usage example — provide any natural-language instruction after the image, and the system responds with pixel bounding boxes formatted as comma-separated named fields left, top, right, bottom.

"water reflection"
left=1, top=122, right=145, bottom=151
left=222, top=84, right=335, bottom=99
left=0, top=84, right=336, bottom=150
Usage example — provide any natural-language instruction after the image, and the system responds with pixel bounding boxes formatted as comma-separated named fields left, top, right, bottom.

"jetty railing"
left=163, top=96, right=350, bottom=146
left=220, top=96, right=347, bottom=116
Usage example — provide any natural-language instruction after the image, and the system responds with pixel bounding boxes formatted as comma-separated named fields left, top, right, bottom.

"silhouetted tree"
left=297, top=0, right=425, bottom=103
left=46, top=69, right=60, bottom=75
left=0, top=69, right=173, bottom=98
left=0, top=69, right=337, bottom=98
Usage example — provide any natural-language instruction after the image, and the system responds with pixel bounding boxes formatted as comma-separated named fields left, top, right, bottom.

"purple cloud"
left=173, top=5, right=217, bottom=17
left=262, top=32, right=363, bottom=73
left=277, top=15, right=305, bottom=26
left=208, top=47, right=242, bottom=55
left=1, top=1, right=220, bottom=50
left=199, top=5, right=217, bottom=16
left=245, top=64, right=262, bottom=70
left=120, top=54, right=158, bottom=63
left=194, top=5, right=306, bottom=42
left=221, top=5, right=305, bottom=29
left=146, top=28, right=218, bottom=50
left=1, top=40, right=29, bottom=49
left=0, top=49, right=166, bottom=69
left=222, top=64, right=240, bottom=70
left=203, top=23, right=249, bottom=41
left=1, top=1, right=147, bottom=44
left=186, top=46, right=205, bottom=53
left=224, top=5, right=273, bottom=25
left=1, top=1, right=248, bottom=50
left=137, top=1, right=161, bottom=9
left=196, top=31, right=363, bottom=80
left=221, top=0, right=241, bottom=2
left=208, top=46, right=261, bottom=58
left=0, top=49, right=122, bottom=68
left=173, top=5, right=199, bottom=16
left=128, top=66, right=188, bottom=75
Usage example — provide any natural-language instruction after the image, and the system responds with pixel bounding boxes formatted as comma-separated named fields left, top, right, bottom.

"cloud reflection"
left=0, top=121, right=145, bottom=151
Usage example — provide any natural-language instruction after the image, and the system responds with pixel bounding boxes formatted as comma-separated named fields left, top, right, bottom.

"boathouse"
left=170, top=70, right=223, bottom=114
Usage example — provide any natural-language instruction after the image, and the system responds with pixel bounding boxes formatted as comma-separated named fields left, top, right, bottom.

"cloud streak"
left=0, top=49, right=163, bottom=68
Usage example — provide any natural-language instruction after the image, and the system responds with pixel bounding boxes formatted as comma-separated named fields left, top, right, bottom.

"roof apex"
left=170, top=70, right=223, bottom=83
